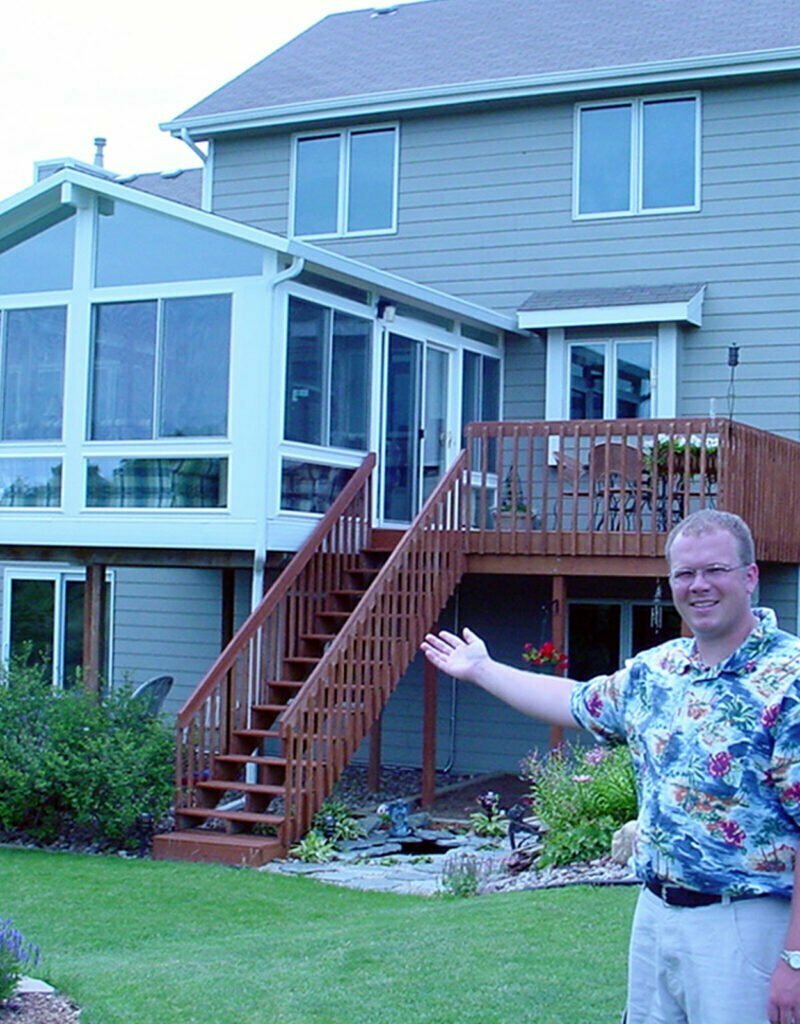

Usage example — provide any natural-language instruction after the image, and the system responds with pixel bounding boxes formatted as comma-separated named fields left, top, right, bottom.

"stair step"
left=299, top=633, right=337, bottom=644
left=233, top=728, right=281, bottom=742
left=330, top=589, right=366, bottom=599
left=283, top=657, right=320, bottom=668
left=252, top=703, right=289, bottom=714
left=178, top=808, right=284, bottom=827
left=197, top=780, right=284, bottom=797
left=214, top=754, right=286, bottom=769
left=316, top=610, right=351, bottom=622
left=152, top=830, right=283, bottom=867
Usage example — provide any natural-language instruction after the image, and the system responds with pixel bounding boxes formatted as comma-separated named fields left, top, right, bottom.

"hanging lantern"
left=651, top=579, right=663, bottom=633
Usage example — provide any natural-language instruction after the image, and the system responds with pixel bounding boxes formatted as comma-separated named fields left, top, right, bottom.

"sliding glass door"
left=381, top=333, right=453, bottom=523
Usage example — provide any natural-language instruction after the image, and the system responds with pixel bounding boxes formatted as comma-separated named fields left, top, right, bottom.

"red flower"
left=761, top=704, right=781, bottom=729
left=522, top=640, right=569, bottom=669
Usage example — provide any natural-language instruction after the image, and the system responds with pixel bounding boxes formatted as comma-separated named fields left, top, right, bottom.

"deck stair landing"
left=153, top=454, right=468, bottom=866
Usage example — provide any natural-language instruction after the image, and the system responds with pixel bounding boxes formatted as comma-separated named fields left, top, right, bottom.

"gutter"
left=162, top=47, right=800, bottom=139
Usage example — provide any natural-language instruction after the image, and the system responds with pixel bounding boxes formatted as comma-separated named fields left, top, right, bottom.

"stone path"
left=262, top=814, right=637, bottom=896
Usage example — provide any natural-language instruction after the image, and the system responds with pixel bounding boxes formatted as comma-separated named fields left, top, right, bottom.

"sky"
left=0, top=0, right=394, bottom=200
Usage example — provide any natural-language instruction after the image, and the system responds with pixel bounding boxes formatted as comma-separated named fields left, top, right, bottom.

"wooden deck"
left=464, top=417, right=800, bottom=564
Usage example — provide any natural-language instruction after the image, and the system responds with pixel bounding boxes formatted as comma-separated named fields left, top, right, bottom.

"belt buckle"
left=661, top=884, right=677, bottom=906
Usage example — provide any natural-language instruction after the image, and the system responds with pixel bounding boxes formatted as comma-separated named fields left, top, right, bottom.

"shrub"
left=520, top=744, right=637, bottom=867
left=312, top=799, right=364, bottom=841
left=0, top=660, right=174, bottom=852
left=0, top=918, right=40, bottom=1003
left=439, top=850, right=495, bottom=898
left=289, top=830, right=337, bottom=862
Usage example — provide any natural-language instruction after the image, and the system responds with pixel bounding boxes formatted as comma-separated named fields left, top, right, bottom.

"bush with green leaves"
left=289, top=829, right=338, bottom=862
left=0, top=658, right=174, bottom=852
left=0, top=918, right=40, bottom=1003
left=312, top=798, right=364, bottom=841
left=520, top=743, right=637, bottom=867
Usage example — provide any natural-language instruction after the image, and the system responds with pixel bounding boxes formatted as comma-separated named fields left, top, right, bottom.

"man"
left=421, top=509, right=800, bottom=1024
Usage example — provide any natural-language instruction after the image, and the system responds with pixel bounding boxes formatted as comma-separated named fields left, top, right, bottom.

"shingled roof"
left=165, top=0, right=800, bottom=132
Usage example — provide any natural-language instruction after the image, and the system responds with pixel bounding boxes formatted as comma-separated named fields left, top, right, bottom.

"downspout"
left=250, top=256, right=306, bottom=610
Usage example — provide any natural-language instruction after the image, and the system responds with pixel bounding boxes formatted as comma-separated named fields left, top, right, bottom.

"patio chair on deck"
left=131, top=674, right=174, bottom=716
left=588, top=443, right=651, bottom=530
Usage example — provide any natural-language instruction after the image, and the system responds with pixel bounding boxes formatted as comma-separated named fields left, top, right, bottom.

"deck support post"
left=221, top=568, right=236, bottom=648
left=549, top=574, right=567, bottom=750
left=82, top=563, right=106, bottom=696
left=421, top=653, right=438, bottom=808
left=367, top=713, right=382, bottom=793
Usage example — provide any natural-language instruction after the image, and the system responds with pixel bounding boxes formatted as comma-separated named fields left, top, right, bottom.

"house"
left=0, top=0, right=798, bottom=863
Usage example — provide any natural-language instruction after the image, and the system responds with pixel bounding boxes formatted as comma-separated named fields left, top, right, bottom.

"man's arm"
left=767, top=849, right=800, bottom=1022
left=421, top=627, right=579, bottom=728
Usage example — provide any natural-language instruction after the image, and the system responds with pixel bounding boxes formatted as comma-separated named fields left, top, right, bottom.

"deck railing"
left=279, top=452, right=469, bottom=844
left=174, top=453, right=376, bottom=816
left=464, top=418, right=800, bottom=562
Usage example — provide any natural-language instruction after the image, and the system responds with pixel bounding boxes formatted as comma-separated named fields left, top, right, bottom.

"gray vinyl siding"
left=759, top=564, right=800, bottom=634
left=111, top=567, right=229, bottom=717
left=352, top=574, right=574, bottom=774
left=212, top=77, right=800, bottom=436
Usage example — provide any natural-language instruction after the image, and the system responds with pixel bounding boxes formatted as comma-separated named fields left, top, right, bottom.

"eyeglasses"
left=669, top=564, right=749, bottom=586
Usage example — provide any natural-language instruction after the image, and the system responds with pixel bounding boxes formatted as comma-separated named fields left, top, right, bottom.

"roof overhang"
left=162, top=47, right=800, bottom=140
left=0, top=169, right=520, bottom=336
left=517, top=284, right=706, bottom=330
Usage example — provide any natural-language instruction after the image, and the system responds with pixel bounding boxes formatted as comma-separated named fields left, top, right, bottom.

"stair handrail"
left=177, top=452, right=376, bottom=727
left=279, top=451, right=470, bottom=841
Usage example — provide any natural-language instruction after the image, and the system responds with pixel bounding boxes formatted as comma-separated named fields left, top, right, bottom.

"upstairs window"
left=569, top=340, right=652, bottom=420
left=576, top=96, right=699, bottom=216
left=292, top=127, right=398, bottom=237
left=89, top=294, right=231, bottom=440
left=284, top=297, right=371, bottom=451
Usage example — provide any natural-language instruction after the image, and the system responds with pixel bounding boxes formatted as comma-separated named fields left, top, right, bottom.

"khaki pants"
left=626, top=887, right=790, bottom=1024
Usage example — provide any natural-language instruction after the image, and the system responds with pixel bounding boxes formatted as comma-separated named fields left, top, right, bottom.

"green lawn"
left=0, top=847, right=635, bottom=1023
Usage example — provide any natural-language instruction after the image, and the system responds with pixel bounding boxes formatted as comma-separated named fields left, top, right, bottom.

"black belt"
left=645, top=879, right=763, bottom=908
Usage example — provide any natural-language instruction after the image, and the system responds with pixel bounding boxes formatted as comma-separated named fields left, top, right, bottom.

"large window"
left=576, top=96, right=699, bottom=216
left=292, top=127, right=398, bottom=237
left=95, top=201, right=264, bottom=287
left=284, top=297, right=371, bottom=450
left=86, top=457, right=228, bottom=508
left=4, top=571, right=111, bottom=689
left=89, top=294, right=231, bottom=440
left=0, top=306, right=66, bottom=440
left=569, top=341, right=652, bottom=420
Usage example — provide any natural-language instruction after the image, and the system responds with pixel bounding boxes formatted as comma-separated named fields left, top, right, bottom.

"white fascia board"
left=519, top=297, right=704, bottom=331
left=162, top=48, right=800, bottom=139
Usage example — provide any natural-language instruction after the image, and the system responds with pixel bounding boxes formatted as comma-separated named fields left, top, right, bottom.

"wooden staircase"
left=153, top=453, right=468, bottom=866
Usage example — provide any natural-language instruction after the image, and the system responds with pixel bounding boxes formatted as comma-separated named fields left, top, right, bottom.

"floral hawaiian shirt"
left=571, top=608, right=800, bottom=897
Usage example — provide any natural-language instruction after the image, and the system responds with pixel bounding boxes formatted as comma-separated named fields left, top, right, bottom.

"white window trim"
left=573, top=92, right=701, bottom=220
left=545, top=324, right=678, bottom=422
left=289, top=124, right=400, bottom=239
left=1, top=565, right=115, bottom=689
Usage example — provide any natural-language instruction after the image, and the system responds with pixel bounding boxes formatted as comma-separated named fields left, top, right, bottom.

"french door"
left=381, top=332, right=454, bottom=523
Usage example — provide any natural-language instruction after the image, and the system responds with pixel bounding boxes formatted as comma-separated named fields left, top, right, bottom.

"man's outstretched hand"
left=421, top=627, right=489, bottom=682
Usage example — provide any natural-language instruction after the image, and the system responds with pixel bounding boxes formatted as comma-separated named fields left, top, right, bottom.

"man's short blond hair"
left=665, top=509, right=756, bottom=567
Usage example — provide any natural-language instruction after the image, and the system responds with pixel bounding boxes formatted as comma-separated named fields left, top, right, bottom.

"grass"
left=0, top=847, right=636, bottom=1023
